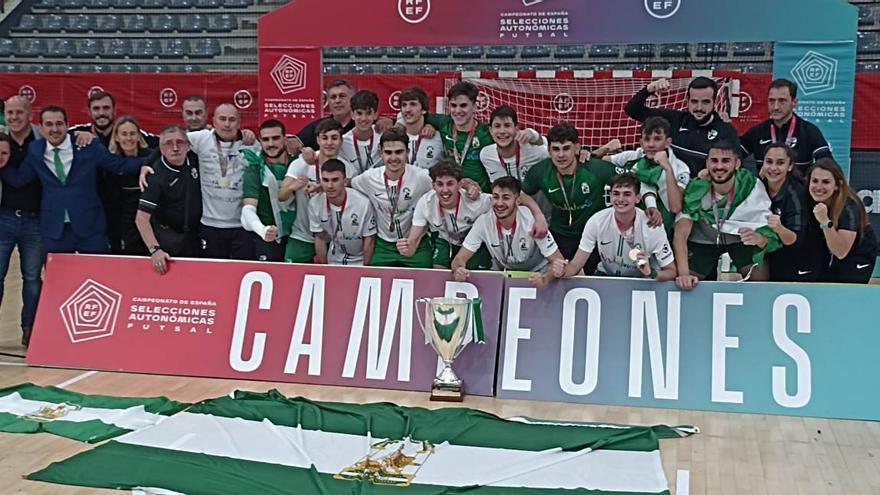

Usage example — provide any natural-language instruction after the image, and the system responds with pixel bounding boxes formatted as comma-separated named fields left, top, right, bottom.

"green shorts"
left=284, top=237, right=316, bottom=263
left=370, top=236, right=433, bottom=268
left=433, top=237, right=493, bottom=270
left=687, top=241, right=755, bottom=277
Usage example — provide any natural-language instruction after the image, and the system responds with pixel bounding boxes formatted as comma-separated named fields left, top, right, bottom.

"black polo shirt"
left=740, top=113, right=831, bottom=173
left=138, top=152, right=202, bottom=234
left=295, top=116, right=355, bottom=150
left=625, top=86, right=741, bottom=176
left=764, top=176, right=818, bottom=281
left=0, top=128, right=42, bottom=213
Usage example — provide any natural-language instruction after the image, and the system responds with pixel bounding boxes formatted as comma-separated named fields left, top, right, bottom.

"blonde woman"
left=108, top=116, right=153, bottom=255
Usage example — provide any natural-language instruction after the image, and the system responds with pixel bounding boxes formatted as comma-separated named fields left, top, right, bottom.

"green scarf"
left=630, top=157, right=665, bottom=186
left=683, top=169, right=781, bottom=266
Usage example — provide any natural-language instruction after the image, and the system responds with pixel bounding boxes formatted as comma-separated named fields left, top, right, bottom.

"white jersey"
left=284, top=156, right=322, bottom=243
left=407, top=132, right=444, bottom=170
left=412, top=191, right=492, bottom=245
left=351, top=165, right=433, bottom=242
left=579, top=208, right=675, bottom=277
left=338, top=129, right=382, bottom=178
left=462, top=206, right=558, bottom=272
left=480, top=138, right=549, bottom=184
left=188, top=129, right=261, bottom=229
left=308, top=188, right=377, bottom=266
left=608, top=148, right=690, bottom=211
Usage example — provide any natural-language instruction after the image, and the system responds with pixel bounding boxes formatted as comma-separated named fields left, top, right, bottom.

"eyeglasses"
left=160, top=139, right=190, bottom=149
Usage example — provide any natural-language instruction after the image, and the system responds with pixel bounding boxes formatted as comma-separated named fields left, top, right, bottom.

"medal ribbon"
left=495, top=214, right=518, bottom=261
left=384, top=169, right=404, bottom=236
left=770, top=114, right=797, bottom=145
left=452, top=121, right=477, bottom=166
left=353, top=132, right=375, bottom=173
left=498, top=143, right=522, bottom=180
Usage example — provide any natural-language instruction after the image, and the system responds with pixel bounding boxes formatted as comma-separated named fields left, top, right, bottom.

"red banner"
left=258, top=47, right=323, bottom=135
left=27, top=255, right=504, bottom=396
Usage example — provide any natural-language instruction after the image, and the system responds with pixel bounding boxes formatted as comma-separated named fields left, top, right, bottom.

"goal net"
left=444, top=74, right=734, bottom=149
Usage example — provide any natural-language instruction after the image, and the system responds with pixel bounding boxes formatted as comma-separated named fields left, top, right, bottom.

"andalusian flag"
left=0, top=383, right=187, bottom=443
left=29, top=390, right=694, bottom=494
left=682, top=168, right=782, bottom=265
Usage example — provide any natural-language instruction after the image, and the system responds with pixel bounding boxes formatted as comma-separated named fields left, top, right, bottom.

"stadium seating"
left=555, top=45, right=585, bottom=58
left=624, top=44, right=655, bottom=58
left=74, top=39, right=104, bottom=58
left=696, top=43, right=730, bottom=57
left=106, top=39, right=133, bottom=58
left=486, top=46, right=517, bottom=59
left=48, top=39, right=76, bottom=57
left=521, top=45, right=550, bottom=58
left=589, top=45, right=620, bottom=58
left=659, top=44, right=689, bottom=57
left=95, top=14, right=122, bottom=33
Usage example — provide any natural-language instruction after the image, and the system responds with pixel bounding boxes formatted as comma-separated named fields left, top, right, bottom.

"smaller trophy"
left=415, top=297, right=484, bottom=402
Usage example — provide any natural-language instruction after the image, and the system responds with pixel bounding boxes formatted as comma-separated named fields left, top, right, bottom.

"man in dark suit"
left=0, top=105, right=148, bottom=254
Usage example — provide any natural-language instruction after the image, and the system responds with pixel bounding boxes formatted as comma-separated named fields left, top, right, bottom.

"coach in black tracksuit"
left=625, top=76, right=741, bottom=176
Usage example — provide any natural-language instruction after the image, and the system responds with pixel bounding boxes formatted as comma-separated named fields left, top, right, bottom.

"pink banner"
left=258, top=47, right=323, bottom=135
left=27, top=255, right=504, bottom=396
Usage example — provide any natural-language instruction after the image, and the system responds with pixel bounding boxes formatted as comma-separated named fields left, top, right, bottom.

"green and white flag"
left=0, top=383, right=187, bottom=443
left=29, top=390, right=694, bottom=494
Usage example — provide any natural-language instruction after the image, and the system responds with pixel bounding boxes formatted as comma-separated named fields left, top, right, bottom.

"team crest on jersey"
left=581, top=183, right=590, bottom=194
left=519, top=237, right=528, bottom=251
left=403, top=188, right=412, bottom=200
left=351, top=213, right=360, bottom=226
left=397, top=0, right=431, bottom=24
left=426, top=146, right=434, bottom=159
left=191, top=167, right=199, bottom=179
left=472, top=137, right=481, bottom=148
left=707, top=129, right=718, bottom=140
left=787, top=137, right=798, bottom=148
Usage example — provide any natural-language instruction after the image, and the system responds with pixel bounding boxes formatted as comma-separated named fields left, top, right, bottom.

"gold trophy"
left=415, top=297, right=484, bottom=402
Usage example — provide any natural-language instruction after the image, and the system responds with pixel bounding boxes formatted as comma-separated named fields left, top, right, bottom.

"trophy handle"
left=414, top=297, right=429, bottom=343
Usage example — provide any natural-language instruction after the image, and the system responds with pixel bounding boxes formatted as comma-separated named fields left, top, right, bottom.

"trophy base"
left=430, top=383, right=463, bottom=402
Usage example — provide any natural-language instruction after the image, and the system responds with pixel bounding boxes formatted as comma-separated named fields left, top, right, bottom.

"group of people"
left=0, top=76, right=875, bottom=348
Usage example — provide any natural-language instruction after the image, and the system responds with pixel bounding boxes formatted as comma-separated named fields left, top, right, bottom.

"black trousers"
left=199, top=225, right=256, bottom=260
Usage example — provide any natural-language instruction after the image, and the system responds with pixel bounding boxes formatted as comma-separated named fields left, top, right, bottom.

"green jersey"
left=425, top=113, right=493, bottom=192
left=522, top=158, right=617, bottom=238
left=241, top=150, right=296, bottom=237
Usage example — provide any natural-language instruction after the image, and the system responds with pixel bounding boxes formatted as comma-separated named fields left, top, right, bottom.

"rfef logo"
left=234, top=89, right=253, bottom=109
left=159, top=88, right=178, bottom=108
left=644, top=0, right=681, bottom=19
left=270, top=55, right=308, bottom=94
left=398, top=0, right=430, bottom=24
left=18, top=85, right=36, bottom=103
left=388, top=90, right=402, bottom=111
left=60, top=280, right=122, bottom=343
left=791, top=51, right=838, bottom=96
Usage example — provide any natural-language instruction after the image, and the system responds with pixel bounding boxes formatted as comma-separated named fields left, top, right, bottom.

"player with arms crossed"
left=453, top=177, right=564, bottom=288
left=554, top=173, right=676, bottom=281
left=308, top=158, right=376, bottom=265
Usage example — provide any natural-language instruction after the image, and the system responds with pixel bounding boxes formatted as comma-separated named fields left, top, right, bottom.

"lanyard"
left=353, top=132, right=375, bottom=173
left=438, top=195, right=462, bottom=243
left=452, top=121, right=477, bottom=166
left=498, top=143, right=522, bottom=180
left=384, top=170, right=404, bottom=235
left=409, top=134, right=424, bottom=165
left=770, top=114, right=797, bottom=145
left=555, top=168, right=579, bottom=225
left=313, top=155, right=321, bottom=182
left=710, top=187, right=736, bottom=246
left=326, top=193, right=347, bottom=254
left=495, top=215, right=518, bottom=261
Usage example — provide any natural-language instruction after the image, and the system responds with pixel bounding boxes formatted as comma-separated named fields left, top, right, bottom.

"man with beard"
left=70, top=91, right=159, bottom=254
left=0, top=96, right=44, bottom=347
left=740, top=79, right=832, bottom=174
left=625, top=77, right=740, bottom=176
left=181, top=95, right=209, bottom=132
left=399, top=86, right=443, bottom=170
left=673, top=140, right=781, bottom=289
left=452, top=176, right=564, bottom=288
left=240, top=119, right=296, bottom=262
left=308, top=159, right=376, bottom=265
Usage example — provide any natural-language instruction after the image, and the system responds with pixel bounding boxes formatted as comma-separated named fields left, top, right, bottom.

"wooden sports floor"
left=1, top=252, right=879, bottom=495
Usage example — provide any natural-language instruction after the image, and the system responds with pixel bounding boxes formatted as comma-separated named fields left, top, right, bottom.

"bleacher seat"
left=486, top=46, right=517, bottom=58
left=419, top=46, right=450, bottom=58
left=380, top=64, right=405, bottom=74
left=415, top=64, right=439, bottom=73
left=323, top=47, right=353, bottom=58
left=192, top=38, right=221, bottom=57
left=386, top=46, right=418, bottom=58
left=208, top=14, right=237, bottom=31
left=133, top=39, right=162, bottom=58
left=161, top=39, right=190, bottom=58
left=152, top=14, right=181, bottom=32
left=0, top=40, right=16, bottom=57
left=452, top=46, right=484, bottom=58
left=85, top=64, right=109, bottom=73
left=697, top=43, right=729, bottom=57
left=17, top=40, right=48, bottom=57
left=555, top=45, right=585, bottom=58
left=106, top=39, right=133, bottom=58
left=660, top=43, right=689, bottom=57
left=60, top=0, right=88, bottom=8
left=858, top=32, right=880, bottom=54
left=170, top=0, right=195, bottom=7
left=36, top=0, right=61, bottom=8
left=111, top=0, right=139, bottom=7
left=43, top=14, right=66, bottom=32
left=323, top=64, right=341, bottom=74
left=222, top=0, right=252, bottom=7
left=74, top=39, right=103, bottom=58
left=624, top=44, right=655, bottom=58
left=589, top=44, right=620, bottom=58
left=121, top=15, right=148, bottom=33
left=88, top=0, right=111, bottom=7
left=179, top=65, right=201, bottom=72
left=53, top=64, right=78, bottom=72
left=49, top=39, right=76, bottom=57
left=94, top=14, right=121, bottom=32
left=141, top=0, right=168, bottom=8
left=118, top=65, right=141, bottom=72
left=196, top=0, right=222, bottom=7
left=13, top=15, right=42, bottom=33
left=354, top=47, right=386, bottom=57
left=858, top=5, right=876, bottom=26
left=180, top=14, right=209, bottom=32
left=858, top=61, right=880, bottom=72
left=733, top=42, right=766, bottom=56
left=68, top=14, right=95, bottom=33
left=521, top=45, right=549, bottom=58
